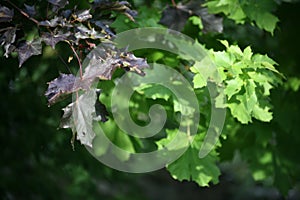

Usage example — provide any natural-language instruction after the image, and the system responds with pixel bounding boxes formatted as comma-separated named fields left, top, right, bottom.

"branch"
left=5, top=0, right=39, bottom=25
left=171, top=0, right=177, bottom=7
left=68, top=43, right=83, bottom=80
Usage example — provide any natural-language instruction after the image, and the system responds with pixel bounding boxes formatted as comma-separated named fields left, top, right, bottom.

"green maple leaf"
left=164, top=133, right=220, bottom=187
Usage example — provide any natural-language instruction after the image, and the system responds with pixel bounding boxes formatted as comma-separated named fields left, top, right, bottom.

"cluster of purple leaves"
left=0, top=0, right=148, bottom=148
left=159, top=0, right=223, bottom=33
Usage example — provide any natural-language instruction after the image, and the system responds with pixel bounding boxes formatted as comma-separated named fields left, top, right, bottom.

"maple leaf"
left=73, top=9, right=92, bottom=22
left=45, top=42, right=148, bottom=147
left=45, top=73, right=77, bottom=105
left=193, top=7, right=223, bottom=33
left=84, top=43, right=149, bottom=80
left=39, top=16, right=65, bottom=27
left=45, top=43, right=149, bottom=106
left=159, top=5, right=191, bottom=31
left=93, top=20, right=116, bottom=38
left=48, top=0, right=69, bottom=12
left=159, top=0, right=223, bottom=33
left=59, top=89, right=108, bottom=147
left=23, top=4, right=36, bottom=17
left=16, top=39, right=42, bottom=67
left=0, top=5, right=14, bottom=23
left=94, top=89, right=109, bottom=122
left=93, top=1, right=137, bottom=21
left=0, top=27, right=16, bottom=57
left=41, top=32, right=70, bottom=49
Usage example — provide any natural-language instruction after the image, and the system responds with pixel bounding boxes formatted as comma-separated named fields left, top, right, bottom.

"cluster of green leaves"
left=208, top=40, right=283, bottom=124
left=205, top=0, right=279, bottom=34
left=101, top=0, right=289, bottom=193
left=1, top=0, right=298, bottom=197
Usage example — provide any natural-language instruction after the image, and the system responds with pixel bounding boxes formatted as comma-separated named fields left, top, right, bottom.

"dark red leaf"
left=0, top=27, right=16, bottom=57
left=0, top=5, right=14, bottom=23
left=94, top=89, right=109, bottom=122
left=16, top=39, right=42, bottom=67
left=159, top=0, right=223, bottom=33
left=23, top=4, right=36, bottom=17
left=159, top=5, right=190, bottom=31
left=74, top=9, right=92, bottom=22
left=39, top=16, right=64, bottom=27
left=45, top=73, right=77, bottom=105
left=93, top=1, right=137, bottom=21
left=41, top=31, right=70, bottom=49
left=192, top=7, right=223, bottom=33
left=48, top=0, right=69, bottom=12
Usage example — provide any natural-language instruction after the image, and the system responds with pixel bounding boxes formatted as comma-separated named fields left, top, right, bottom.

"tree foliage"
left=1, top=0, right=300, bottom=199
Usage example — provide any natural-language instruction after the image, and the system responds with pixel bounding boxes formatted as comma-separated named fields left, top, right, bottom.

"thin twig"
left=171, top=0, right=177, bottom=7
left=54, top=51, right=73, bottom=74
left=5, top=0, right=39, bottom=25
left=69, top=43, right=83, bottom=80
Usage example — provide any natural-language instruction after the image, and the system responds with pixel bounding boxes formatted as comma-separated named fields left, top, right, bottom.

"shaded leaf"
left=23, top=4, right=36, bottom=17
left=159, top=1, right=223, bottom=33
left=48, top=0, right=69, bottom=12
left=159, top=5, right=190, bottom=31
left=137, top=84, right=173, bottom=101
left=41, top=31, right=70, bottom=49
left=39, top=16, right=64, bottom=27
left=196, top=7, right=223, bottom=33
left=166, top=132, right=221, bottom=186
left=0, top=27, right=16, bottom=57
left=0, top=5, right=14, bottom=23
left=45, top=73, right=77, bottom=105
left=17, top=39, right=42, bottom=67
left=94, top=89, right=109, bottom=122
left=61, top=9, right=72, bottom=18
left=93, top=0, right=137, bottom=21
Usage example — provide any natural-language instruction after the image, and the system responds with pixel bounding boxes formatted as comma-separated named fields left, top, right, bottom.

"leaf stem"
left=69, top=43, right=83, bottom=80
left=171, top=0, right=177, bottom=7
left=5, top=0, right=39, bottom=25
left=54, top=50, right=73, bottom=74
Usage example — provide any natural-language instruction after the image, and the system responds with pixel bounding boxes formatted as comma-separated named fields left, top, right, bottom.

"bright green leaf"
left=227, top=102, right=252, bottom=124
left=252, top=105, right=273, bottom=122
left=167, top=134, right=220, bottom=186
left=225, top=77, right=244, bottom=99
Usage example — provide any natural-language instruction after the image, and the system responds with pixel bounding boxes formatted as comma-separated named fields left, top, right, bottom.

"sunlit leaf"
left=60, top=89, right=97, bottom=147
left=225, top=77, right=243, bottom=99
left=73, top=9, right=92, bottom=22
